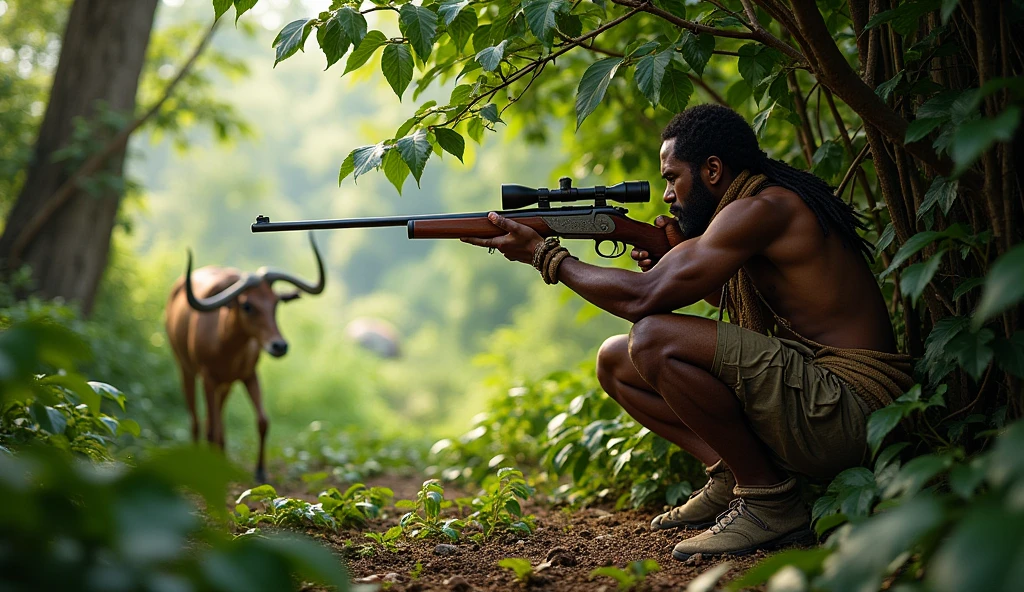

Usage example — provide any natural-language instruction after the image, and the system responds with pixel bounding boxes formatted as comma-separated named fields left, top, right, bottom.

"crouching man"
left=461, top=104, right=912, bottom=560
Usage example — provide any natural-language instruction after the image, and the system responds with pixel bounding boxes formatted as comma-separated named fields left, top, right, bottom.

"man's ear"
left=279, top=291, right=301, bottom=303
left=705, top=156, right=725, bottom=186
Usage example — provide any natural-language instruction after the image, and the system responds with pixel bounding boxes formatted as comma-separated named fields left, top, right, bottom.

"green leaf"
left=143, top=446, right=247, bottom=521
left=382, top=148, right=410, bottom=195
left=338, top=152, right=355, bottom=185
left=523, top=0, right=568, bottom=47
left=399, top=4, right=438, bottom=62
left=900, top=249, right=945, bottom=305
left=336, top=7, right=367, bottom=44
left=466, top=117, right=484, bottom=143
left=653, top=0, right=687, bottom=19
left=479, top=103, right=501, bottom=123
left=273, top=19, right=314, bottom=67
left=499, top=558, right=534, bottom=580
left=555, top=12, right=582, bottom=38
left=952, top=277, right=984, bottom=300
left=381, top=44, right=414, bottom=99
left=575, top=57, right=622, bottom=130
left=634, top=50, right=673, bottom=105
left=658, top=64, right=693, bottom=114
left=448, top=9, right=477, bottom=52
left=927, top=500, right=1024, bottom=592
left=433, top=128, right=465, bottom=162
left=351, top=142, right=386, bottom=181
left=882, top=453, right=952, bottom=498
left=213, top=0, right=233, bottom=22
left=728, top=548, right=832, bottom=590
left=476, top=40, right=508, bottom=72
left=905, top=116, right=944, bottom=143
left=751, top=103, right=774, bottom=138
left=875, top=70, right=903, bottom=102
left=880, top=230, right=943, bottom=278
left=344, top=30, right=387, bottom=75
left=317, top=14, right=351, bottom=70
left=737, top=43, right=777, bottom=90
left=973, top=243, right=1024, bottom=329
left=866, top=405, right=906, bottom=458
left=678, top=31, right=714, bottom=77
left=811, top=140, right=845, bottom=184
left=397, top=130, right=431, bottom=186
left=952, top=106, right=1022, bottom=175
left=233, top=0, right=257, bottom=24
left=865, top=0, right=941, bottom=36
left=817, top=497, right=945, bottom=592
left=30, top=402, right=67, bottom=435
left=438, top=0, right=470, bottom=25
left=917, top=176, right=958, bottom=219
left=948, top=328, right=995, bottom=380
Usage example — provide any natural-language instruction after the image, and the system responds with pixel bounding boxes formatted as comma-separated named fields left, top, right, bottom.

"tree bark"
left=0, top=0, right=159, bottom=314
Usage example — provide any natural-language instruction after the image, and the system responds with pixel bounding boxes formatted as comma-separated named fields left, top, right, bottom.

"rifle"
left=251, top=177, right=672, bottom=260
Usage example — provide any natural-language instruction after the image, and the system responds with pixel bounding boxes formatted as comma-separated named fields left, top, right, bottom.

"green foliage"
left=363, top=525, right=404, bottom=553
left=498, top=557, right=536, bottom=584
left=465, top=467, right=535, bottom=539
left=234, top=482, right=394, bottom=531
left=590, top=559, right=660, bottom=591
left=397, top=478, right=464, bottom=540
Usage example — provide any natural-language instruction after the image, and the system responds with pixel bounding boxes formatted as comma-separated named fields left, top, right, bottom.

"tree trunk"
left=0, top=0, right=158, bottom=314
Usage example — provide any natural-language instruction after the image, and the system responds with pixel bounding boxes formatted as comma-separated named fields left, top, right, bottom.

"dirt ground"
left=248, top=475, right=783, bottom=591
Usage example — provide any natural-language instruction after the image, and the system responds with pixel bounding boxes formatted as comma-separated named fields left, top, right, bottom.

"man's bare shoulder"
left=709, top=188, right=794, bottom=239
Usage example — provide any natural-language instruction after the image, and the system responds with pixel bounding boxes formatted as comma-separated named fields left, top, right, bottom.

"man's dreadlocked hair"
left=661, top=104, right=873, bottom=258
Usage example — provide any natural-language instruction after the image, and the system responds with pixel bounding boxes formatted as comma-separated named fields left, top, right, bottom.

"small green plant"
left=409, top=560, right=424, bottom=580
left=467, top=467, right=536, bottom=539
left=234, top=484, right=336, bottom=530
left=590, top=560, right=661, bottom=591
left=363, top=525, right=403, bottom=554
left=398, top=479, right=464, bottom=540
left=498, top=558, right=536, bottom=585
left=319, top=483, right=394, bottom=527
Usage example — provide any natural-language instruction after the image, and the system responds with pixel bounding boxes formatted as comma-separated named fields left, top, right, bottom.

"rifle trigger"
left=595, top=240, right=626, bottom=258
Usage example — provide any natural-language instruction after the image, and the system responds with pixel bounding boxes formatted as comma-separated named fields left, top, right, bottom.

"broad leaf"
left=344, top=30, right=387, bottom=75
left=658, top=64, right=693, bottom=114
left=953, top=277, right=984, bottom=300
left=883, top=454, right=952, bottom=498
left=875, top=223, right=895, bottom=254
left=350, top=142, right=386, bottom=181
left=555, top=12, right=582, bottom=38
left=317, top=13, right=351, bottom=70
left=438, top=0, right=470, bottom=25
left=678, top=31, right=714, bottom=77
left=947, top=328, right=995, bottom=380
left=905, top=116, right=944, bottom=143
left=575, top=58, right=622, bottom=130
left=973, top=243, right=1024, bottom=328
left=927, top=500, right=1024, bottom=592
left=213, top=0, right=233, bottom=22
left=634, top=50, right=673, bottom=105
left=399, top=4, right=438, bottom=61
left=397, top=130, right=431, bottom=185
left=737, top=43, right=777, bottom=90
left=433, top=128, right=465, bottom=162
left=865, top=0, right=941, bottom=36
left=952, top=106, right=1022, bottom=175
left=900, top=249, right=946, bottom=305
left=448, top=9, right=477, bottom=52
left=476, top=40, right=508, bottom=72
left=479, top=103, right=501, bottom=123
left=875, top=70, right=903, bottom=102
left=917, top=176, right=958, bottom=219
left=335, top=7, right=367, bottom=44
left=866, top=405, right=907, bottom=458
left=880, top=230, right=943, bottom=278
left=382, top=148, right=410, bottom=195
left=523, top=0, right=568, bottom=48
left=811, top=140, right=845, bottom=183
left=381, top=44, right=414, bottom=99
left=751, top=103, right=774, bottom=138
left=233, top=0, right=257, bottom=24
left=273, top=19, right=314, bottom=67
left=338, top=152, right=355, bottom=185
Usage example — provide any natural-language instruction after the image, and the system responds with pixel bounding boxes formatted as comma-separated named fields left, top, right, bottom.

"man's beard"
left=670, top=174, right=719, bottom=238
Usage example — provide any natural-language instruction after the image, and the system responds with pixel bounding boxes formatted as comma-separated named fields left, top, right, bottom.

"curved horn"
left=259, top=233, right=326, bottom=295
left=184, top=250, right=261, bottom=312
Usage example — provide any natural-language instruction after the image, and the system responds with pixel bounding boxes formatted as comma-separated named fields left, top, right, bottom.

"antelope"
left=165, top=234, right=325, bottom=482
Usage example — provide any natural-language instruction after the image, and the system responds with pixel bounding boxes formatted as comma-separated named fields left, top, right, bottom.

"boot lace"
left=709, top=498, right=769, bottom=534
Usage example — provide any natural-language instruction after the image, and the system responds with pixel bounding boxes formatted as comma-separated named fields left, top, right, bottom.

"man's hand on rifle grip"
left=460, top=212, right=543, bottom=264
left=631, top=215, right=685, bottom=272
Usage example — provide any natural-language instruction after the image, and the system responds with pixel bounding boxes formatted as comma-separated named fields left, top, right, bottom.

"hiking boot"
left=650, top=460, right=735, bottom=531
left=671, top=477, right=812, bottom=561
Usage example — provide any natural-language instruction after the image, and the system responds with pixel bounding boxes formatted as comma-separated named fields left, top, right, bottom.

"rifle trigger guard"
left=595, top=240, right=626, bottom=258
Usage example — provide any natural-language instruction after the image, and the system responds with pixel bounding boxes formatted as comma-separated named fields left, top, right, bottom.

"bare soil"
left=241, top=474, right=785, bottom=591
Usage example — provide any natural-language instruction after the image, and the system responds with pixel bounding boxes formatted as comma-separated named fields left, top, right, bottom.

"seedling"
left=498, top=558, right=535, bottom=585
left=398, top=479, right=464, bottom=540
left=590, top=559, right=661, bottom=591
left=363, top=525, right=403, bottom=553
left=467, top=467, right=536, bottom=538
left=409, top=560, right=424, bottom=580
left=234, top=484, right=336, bottom=530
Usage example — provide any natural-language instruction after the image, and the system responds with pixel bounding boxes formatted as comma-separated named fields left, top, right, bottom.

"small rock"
left=354, top=574, right=382, bottom=583
left=434, top=544, right=459, bottom=556
left=443, top=575, right=473, bottom=592
left=545, top=547, right=577, bottom=567
left=595, top=534, right=614, bottom=540
left=687, top=552, right=705, bottom=566
left=383, top=573, right=401, bottom=583
left=596, top=514, right=617, bottom=523
left=592, top=509, right=612, bottom=517
left=515, top=539, right=526, bottom=546
left=534, top=561, right=553, bottom=573
left=578, top=530, right=593, bottom=539
left=633, top=525, right=646, bottom=535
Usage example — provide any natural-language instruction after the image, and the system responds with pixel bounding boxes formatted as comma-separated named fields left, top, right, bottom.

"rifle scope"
left=501, top=177, right=649, bottom=209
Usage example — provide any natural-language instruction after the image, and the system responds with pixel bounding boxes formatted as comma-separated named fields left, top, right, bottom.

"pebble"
left=687, top=552, right=705, bottom=566
left=383, top=573, right=401, bottom=583
left=434, top=543, right=459, bottom=556
left=443, top=575, right=472, bottom=591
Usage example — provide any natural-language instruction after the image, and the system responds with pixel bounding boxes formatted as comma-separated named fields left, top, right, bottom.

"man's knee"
left=628, top=315, right=673, bottom=376
left=596, top=335, right=629, bottom=399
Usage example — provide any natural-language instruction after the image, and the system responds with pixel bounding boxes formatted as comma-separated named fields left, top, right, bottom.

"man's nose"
left=663, top=191, right=675, bottom=203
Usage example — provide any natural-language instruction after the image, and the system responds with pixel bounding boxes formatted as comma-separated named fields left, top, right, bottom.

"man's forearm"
left=555, top=258, right=658, bottom=323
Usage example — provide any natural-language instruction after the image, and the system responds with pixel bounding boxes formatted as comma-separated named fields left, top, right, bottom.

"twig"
left=10, top=20, right=220, bottom=265
left=835, top=141, right=871, bottom=198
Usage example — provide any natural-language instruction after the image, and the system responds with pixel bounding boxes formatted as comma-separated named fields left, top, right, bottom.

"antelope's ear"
left=278, top=291, right=301, bottom=302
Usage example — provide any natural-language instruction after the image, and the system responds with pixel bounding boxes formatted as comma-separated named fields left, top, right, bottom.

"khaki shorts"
left=711, top=321, right=871, bottom=480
